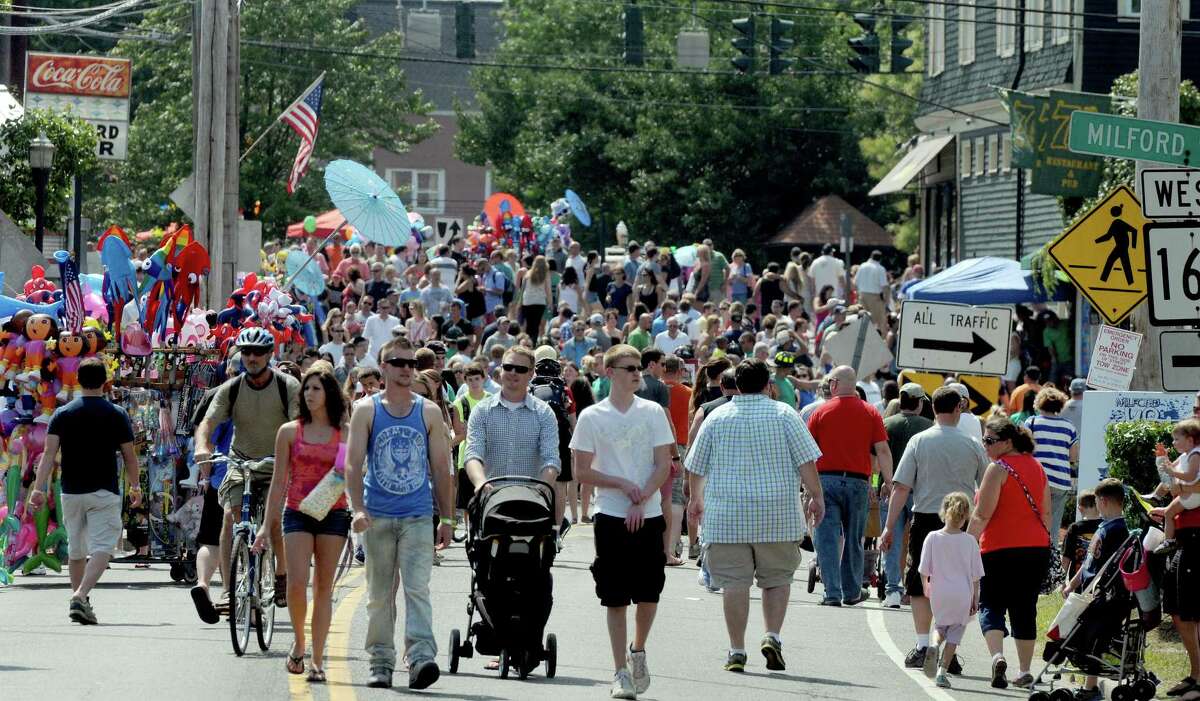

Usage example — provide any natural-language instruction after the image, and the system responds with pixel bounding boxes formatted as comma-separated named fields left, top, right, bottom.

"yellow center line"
left=326, top=571, right=368, bottom=701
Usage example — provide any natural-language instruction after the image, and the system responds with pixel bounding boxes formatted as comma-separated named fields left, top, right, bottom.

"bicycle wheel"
left=229, top=534, right=253, bottom=656
left=255, top=539, right=276, bottom=651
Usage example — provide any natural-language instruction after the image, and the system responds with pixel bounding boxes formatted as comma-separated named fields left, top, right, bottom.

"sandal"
left=1169, top=677, right=1199, bottom=696
left=306, top=667, right=326, bottom=683
left=665, top=557, right=685, bottom=567
left=286, top=653, right=305, bottom=675
left=484, top=657, right=501, bottom=670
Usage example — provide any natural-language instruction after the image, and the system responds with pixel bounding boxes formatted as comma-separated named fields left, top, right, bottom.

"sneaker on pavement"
left=819, top=598, right=843, bottom=607
left=946, top=654, right=963, bottom=675
left=724, top=651, right=748, bottom=673
left=935, top=672, right=952, bottom=688
left=610, top=668, right=637, bottom=699
left=1073, top=687, right=1103, bottom=701
left=408, top=659, right=440, bottom=689
left=903, top=646, right=928, bottom=669
left=69, top=596, right=97, bottom=625
left=761, top=635, right=786, bottom=671
left=923, top=642, right=940, bottom=679
left=688, top=542, right=701, bottom=559
left=991, top=656, right=1009, bottom=689
left=1011, top=673, right=1035, bottom=689
left=627, top=647, right=650, bottom=694
left=843, top=589, right=870, bottom=606
left=883, top=591, right=902, bottom=608
left=367, top=668, right=393, bottom=689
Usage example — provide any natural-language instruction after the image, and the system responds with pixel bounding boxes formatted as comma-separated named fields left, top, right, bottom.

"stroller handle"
left=479, top=475, right=555, bottom=490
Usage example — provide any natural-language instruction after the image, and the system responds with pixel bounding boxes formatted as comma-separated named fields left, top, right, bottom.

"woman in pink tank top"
left=258, top=366, right=349, bottom=682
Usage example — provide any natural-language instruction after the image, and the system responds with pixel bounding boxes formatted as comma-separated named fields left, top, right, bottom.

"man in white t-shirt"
left=572, top=343, right=674, bottom=700
left=565, top=240, right=586, bottom=282
left=363, top=299, right=401, bottom=361
left=809, top=244, right=846, bottom=298
left=428, top=244, right=458, bottom=287
left=854, top=250, right=891, bottom=333
left=654, top=317, right=691, bottom=355
left=946, top=382, right=984, bottom=444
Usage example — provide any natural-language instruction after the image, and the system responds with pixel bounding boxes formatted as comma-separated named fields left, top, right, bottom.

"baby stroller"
left=802, top=489, right=887, bottom=601
left=1028, top=532, right=1158, bottom=701
left=447, top=476, right=558, bottom=680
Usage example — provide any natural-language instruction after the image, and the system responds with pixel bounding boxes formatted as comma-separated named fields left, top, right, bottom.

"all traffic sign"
left=1047, top=185, right=1149, bottom=324
left=1070, top=111, right=1200, bottom=167
left=1160, top=330, right=1200, bottom=392
left=1144, top=221, right=1200, bottom=325
left=1139, top=168, right=1200, bottom=219
left=897, top=300, right=1011, bottom=376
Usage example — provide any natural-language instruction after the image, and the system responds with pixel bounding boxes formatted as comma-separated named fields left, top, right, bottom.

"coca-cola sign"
left=25, top=52, right=131, bottom=99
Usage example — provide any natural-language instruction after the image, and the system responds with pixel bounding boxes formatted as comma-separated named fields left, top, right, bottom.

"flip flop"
left=306, top=667, right=326, bottom=683
left=190, top=585, right=220, bottom=624
left=286, top=653, right=305, bottom=675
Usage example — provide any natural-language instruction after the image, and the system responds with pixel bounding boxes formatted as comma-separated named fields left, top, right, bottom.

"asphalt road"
left=1, top=524, right=1063, bottom=701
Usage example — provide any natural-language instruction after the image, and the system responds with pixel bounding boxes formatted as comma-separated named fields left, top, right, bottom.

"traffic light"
left=731, top=16, right=756, bottom=74
left=623, top=4, right=645, bottom=66
left=847, top=13, right=880, bottom=74
left=768, top=17, right=795, bottom=75
left=890, top=15, right=914, bottom=73
left=455, top=2, right=476, bottom=60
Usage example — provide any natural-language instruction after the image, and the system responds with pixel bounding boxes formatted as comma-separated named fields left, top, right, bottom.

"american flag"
left=58, top=253, right=84, bottom=333
left=280, top=73, right=325, bottom=194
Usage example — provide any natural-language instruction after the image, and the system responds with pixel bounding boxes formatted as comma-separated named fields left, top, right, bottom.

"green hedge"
left=1104, top=419, right=1176, bottom=530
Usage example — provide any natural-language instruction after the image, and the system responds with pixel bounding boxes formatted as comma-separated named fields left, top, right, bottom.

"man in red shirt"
left=662, top=355, right=693, bottom=565
left=806, top=365, right=893, bottom=606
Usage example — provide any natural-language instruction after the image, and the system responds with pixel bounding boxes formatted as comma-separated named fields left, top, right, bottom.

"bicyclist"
left=193, top=327, right=301, bottom=622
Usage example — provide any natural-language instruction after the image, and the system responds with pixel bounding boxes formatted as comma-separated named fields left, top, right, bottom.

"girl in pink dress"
left=919, top=492, right=985, bottom=689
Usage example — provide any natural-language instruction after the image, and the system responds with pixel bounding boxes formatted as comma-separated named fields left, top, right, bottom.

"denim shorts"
left=283, top=507, right=352, bottom=537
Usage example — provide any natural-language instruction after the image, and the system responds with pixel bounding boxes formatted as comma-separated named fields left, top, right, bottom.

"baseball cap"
left=589, top=313, right=604, bottom=325
left=775, top=329, right=793, bottom=343
left=534, top=345, right=559, bottom=363
left=444, top=326, right=464, bottom=341
left=899, top=382, right=927, bottom=399
left=947, top=382, right=970, bottom=400
left=769, top=351, right=796, bottom=368
left=1070, top=378, right=1088, bottom=394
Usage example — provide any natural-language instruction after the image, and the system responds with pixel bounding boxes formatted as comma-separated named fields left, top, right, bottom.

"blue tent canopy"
left=905, top=257, right=1071, bottom=305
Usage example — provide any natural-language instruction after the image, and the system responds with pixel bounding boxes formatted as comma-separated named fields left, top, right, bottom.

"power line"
left=0, top=0, right=154, bottom=34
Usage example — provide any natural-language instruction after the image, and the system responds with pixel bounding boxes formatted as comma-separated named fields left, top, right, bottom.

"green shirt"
left=774, top=375, right=796, bottom=409
left=453, top=390, right=491, bottom=469
left=710, top=252, right=729, bottom=299
left=883, top=412, right=935, bottom=465
left=628, top=328, right=652, bottom=351
left=1043, top=324, right=1070, bottom=362
left=592, top=376, right=611, bottom=401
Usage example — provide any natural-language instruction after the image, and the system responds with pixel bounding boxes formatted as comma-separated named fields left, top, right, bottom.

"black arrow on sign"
left=1172, top=354, right=1200, bottom=368
left=449, top=220, right=462, bottom=237
left=912, top=332, right=996, bottom=364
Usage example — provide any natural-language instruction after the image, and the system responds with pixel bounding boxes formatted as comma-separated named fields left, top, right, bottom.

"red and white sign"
left=25, top=52, right=131, bottom=99
left=1086, top=325, right=1143, bottom=391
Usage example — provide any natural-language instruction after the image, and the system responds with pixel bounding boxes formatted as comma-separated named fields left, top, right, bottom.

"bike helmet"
left=235, top=326, right=275, bottom=350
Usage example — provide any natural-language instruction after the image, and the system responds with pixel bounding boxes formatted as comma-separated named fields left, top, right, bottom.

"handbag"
left=996, top=457, right=1067, bottom=594
left=298, top=442, right=348, bottom=521
left=1119, top=540, right=1152, bottom=593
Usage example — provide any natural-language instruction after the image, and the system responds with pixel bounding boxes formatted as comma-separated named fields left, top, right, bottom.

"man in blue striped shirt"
left=1022, top=388, right=1079, bottom=547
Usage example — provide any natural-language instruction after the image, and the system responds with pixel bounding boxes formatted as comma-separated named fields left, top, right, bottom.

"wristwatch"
left=439, top=517, right=455, bottom=526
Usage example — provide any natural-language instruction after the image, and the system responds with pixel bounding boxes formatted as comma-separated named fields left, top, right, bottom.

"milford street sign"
left=1069, top=111, right=1200, bottom=167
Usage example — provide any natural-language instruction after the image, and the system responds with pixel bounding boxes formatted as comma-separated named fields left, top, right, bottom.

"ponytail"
left=984, top=416, right=1036, bottom=454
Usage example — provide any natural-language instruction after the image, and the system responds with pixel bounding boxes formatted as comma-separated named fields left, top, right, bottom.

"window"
left=1026, top=0, right=1045, bottom=50
left=929, top=3, right=946, bottom=76
left=988, top=134, right=1000, bottom=174
left=959, top=0, right=977, bottom=63
left=1053, top=0, right=1071, bottom=44
left=1119, top=0, right=1191, bottom=19
left=1001, top=133, right=1012, bottom=172
left=997, top=0, right=1016, bottom=57
left=387, top=168, right=445, bottom=214
left=974, top=137, right=986, bottom=176
left=960, top=137, right=973, bottom=178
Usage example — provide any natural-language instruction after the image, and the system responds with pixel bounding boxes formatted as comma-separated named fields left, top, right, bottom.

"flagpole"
left=239, top=71, right=325, bottom=164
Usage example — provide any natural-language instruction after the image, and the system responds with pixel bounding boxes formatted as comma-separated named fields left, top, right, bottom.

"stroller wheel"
left=1132, top=678, right=1156, bottom=701
left=545, top=634, right=557, bottom=679
left=1110, top=684, right=1133, bottom=701
left=1050, top=688, right=1075, bottom=701
left=448, top=629, right=461, bottom=674
left=807, top=562, right=818, bottom=594
left=1028, top=692, right=1051, bottom=701
left=518, top=651, right=531, bottom=681
left=499, top=650, right=510, bottom=679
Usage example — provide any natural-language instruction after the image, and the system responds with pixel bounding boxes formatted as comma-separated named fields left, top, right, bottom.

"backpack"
left=530, top=375, right=572, bottom=462
left=217, top=370, right=290, bottom=421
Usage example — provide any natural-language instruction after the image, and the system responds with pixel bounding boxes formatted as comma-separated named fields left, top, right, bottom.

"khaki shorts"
left=217, top=468, right=272, bottom=511
left=61, top=490, right=123, bottom=560
left=707, top=541, right=801, bottom=590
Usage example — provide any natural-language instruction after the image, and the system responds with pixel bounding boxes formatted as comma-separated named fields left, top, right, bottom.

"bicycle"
left=196, top=453, right=277, bottom=656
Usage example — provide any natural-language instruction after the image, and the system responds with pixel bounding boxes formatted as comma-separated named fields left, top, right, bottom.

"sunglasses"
left=384, top=357, right=418, bottom=368
left=502, top=363, right=531, bottom=374
left=611, top=365, right=642, bottom=374
left=983, top=436, right=1002, bottom=446
left=240, top=347, right=270, bottom=358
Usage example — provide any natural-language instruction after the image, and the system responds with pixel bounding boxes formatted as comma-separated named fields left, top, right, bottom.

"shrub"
left=1105, top=419, right=1176, bottom=531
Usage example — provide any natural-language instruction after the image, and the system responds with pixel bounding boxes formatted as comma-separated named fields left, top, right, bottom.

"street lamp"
left=29, top=131, right=55, bottom=251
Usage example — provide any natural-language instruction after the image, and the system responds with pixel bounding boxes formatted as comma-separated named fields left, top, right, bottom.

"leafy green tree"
left=0, top=109, right=99, bottom=227
left=456, top=0, right=900, bottom=258
left=89, top=0, right=435, bottom=237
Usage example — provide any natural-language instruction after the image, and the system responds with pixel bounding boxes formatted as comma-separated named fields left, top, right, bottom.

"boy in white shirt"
left=572, top=344, right=674, bottom=700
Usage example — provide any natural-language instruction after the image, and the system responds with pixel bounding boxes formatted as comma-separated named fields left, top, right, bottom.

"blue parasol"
left=673, top=244, right=699, bottom=268
left=564, top=188, right=592, bottom=227
left=285, top=246, right=327, bottom=297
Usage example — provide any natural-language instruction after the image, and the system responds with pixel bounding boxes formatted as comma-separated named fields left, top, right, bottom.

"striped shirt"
left=1023, top=414, right=1077, bottom=491
left=685, top=394, right=823, bottom=543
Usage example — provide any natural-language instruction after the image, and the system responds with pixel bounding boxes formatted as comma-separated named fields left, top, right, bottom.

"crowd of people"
left=38, top=231, right=1200, bottom=700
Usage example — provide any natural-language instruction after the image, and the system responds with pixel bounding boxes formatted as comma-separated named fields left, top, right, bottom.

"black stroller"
left=1028, top=532, right=1158, bottom=701
left=447, top=476, right=558, bottom=680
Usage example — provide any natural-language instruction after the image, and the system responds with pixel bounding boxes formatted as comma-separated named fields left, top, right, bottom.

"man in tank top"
left=346, top=336, right=454, bottom=691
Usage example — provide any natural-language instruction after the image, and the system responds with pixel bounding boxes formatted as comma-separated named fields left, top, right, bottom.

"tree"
left=88, top=0, right=436, bottom=238
left=456, top=0, right=896, bottom=258
left=0, top=109, right=99, bottom=228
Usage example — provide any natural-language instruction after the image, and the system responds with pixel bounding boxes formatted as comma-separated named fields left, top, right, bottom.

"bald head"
left=829, top=365, right=858, bottom=397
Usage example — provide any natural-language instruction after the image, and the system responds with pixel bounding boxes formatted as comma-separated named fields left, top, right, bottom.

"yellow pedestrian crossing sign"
left=1047, top=184, right=1148, bottom=324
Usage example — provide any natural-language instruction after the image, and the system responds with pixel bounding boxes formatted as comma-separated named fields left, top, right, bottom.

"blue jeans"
left=880, top=493, right=912, bottom=596
left=363, top=515, right=436, bottom=671
left=813, top=475, right=869, bottom=602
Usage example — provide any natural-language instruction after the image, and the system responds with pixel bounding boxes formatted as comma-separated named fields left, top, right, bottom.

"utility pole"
left=1130, top=0, right=1183, bottom=391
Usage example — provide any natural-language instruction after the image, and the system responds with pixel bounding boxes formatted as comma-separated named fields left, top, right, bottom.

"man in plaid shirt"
left=685, top=359, right=825, bottom=674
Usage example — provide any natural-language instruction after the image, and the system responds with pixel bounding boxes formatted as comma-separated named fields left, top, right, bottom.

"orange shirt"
left=665, top=381, right=692, bottom=446
left=979, top=452, right=1051, bottom=554
left=1008, top=382, right=1043, bottom=414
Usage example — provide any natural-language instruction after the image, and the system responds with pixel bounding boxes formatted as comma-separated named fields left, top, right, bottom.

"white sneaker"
left=883, top=591, right=902, bottom=609
left=627, top=647, right=650, bottom=693
left=610, top=668, right=637, bottom=699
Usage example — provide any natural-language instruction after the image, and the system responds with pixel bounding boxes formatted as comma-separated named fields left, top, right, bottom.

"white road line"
left=866, top=606, right=959, bottom=701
